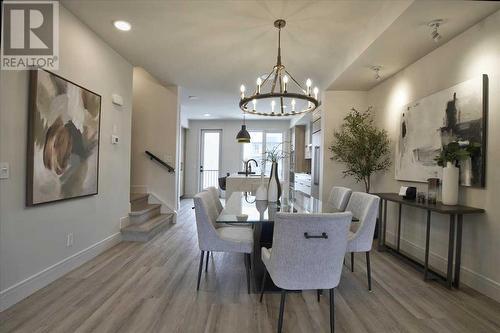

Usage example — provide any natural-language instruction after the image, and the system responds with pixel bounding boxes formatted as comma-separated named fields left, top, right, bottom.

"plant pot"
left=442, top=162, right=459, bottom=205
left=267, top=162, right=281, bottom=203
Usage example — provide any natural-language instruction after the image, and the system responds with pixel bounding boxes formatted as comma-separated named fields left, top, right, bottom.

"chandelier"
left=239, top=19, right=320, bottom=117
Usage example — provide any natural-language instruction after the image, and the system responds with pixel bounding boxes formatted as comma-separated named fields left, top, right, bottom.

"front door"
left=199, top=129, right=222, bottom=191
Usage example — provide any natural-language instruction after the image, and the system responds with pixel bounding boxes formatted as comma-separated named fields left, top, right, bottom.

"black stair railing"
left=145, top=151, right=175, bottom=173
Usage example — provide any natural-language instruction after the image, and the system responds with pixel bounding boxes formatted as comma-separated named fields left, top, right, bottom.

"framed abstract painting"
left=27, top=69, right=102, bottom=206
left=395, top=74, right=488, bottom=187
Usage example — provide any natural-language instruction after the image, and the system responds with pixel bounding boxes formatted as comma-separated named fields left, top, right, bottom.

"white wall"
left=184, top=119, right=290, bottom=197
left=131, top=67, right=179, bottom=211
left=321, top=91, right=368, bottom=201
left=366, top=10, right=500, bottom=301
left=0, top=6, right=133, bottom=310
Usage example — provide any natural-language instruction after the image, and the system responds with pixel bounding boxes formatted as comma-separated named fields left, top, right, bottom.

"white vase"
left=255, top=175, right=268, bottom=201
left=442, top=162, right=459, bottom=205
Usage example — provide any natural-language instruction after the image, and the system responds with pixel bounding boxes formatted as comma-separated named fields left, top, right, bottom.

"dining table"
left=216, top=190, right=357, bottom=292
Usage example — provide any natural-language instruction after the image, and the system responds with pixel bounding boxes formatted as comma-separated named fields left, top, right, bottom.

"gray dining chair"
left=345, top=192, right=380, bottom=291
left=327, top=186, right=352, bottom=211
left=206, top=186, right=223, bottom=214
left=193, top=191, right=254, bottom=293
left=259, top=212, right=352, bottom=333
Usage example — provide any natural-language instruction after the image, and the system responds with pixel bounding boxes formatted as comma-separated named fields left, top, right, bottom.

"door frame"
left=198, top=129, right=223, bottom=192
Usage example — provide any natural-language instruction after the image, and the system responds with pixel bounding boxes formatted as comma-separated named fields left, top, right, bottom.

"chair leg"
left=317, top=289, right=321, bottom=302
left=244, top=253, right=251, bottom=294
left=197, top=251, right=205, bottom=291
left=278, top=290, right=287, bottom=333
left=329, top=288, right=335, bottom=333
left=351, top=252, right=354, bottom=272
left=366, top=251, right=372, bottom=291
left=260, top=270, right=267, bottom=303
left=205, top=251, right=210, bottom=273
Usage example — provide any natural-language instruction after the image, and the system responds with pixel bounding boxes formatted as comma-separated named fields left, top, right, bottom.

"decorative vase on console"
left=442, top=162, right=459, bottom=205
left=435, top=141, right=480, bottom=206
left=268, top=161, right=281, bottom=203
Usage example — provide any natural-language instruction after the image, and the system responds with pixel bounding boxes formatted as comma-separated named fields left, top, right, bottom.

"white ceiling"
left=62, top=1, right=499, bottom=120
left=329, top=1, right=500, bottom=90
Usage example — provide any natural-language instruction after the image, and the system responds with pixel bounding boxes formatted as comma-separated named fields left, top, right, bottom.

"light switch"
left=111, top=135, right=119, bottom=144
left=0, top=162, right=9, bottom=179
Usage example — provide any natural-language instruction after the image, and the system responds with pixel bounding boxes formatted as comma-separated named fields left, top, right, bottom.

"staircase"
left=121, top=193, right=173, bottom=242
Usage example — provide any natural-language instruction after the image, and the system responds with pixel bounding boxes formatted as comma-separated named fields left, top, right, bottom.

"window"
left=243, top=130, right=284, bottom=178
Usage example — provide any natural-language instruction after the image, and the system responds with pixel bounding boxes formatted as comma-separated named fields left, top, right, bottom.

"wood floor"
left=2, top=199, right=500, bottom=333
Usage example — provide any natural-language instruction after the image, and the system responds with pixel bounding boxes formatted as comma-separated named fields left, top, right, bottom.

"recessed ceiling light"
left=113, top=20, right=131, bottom=31
left=203, top=113, right=211, bottom=117
left=428, top=19, right=444, bottom=43
left=370, top=65, right=382, bottom=80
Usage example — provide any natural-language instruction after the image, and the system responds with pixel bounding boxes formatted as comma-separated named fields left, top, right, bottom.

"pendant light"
left=236, top=112, right=251, bottom=143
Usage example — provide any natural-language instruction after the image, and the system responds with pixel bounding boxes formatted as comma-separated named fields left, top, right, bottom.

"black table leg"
left=424, top=210, right=431, bottom=281
left=382, top=199, right=388, bottom=249
left=454, top=214, right=463, bottom=288
left=397, top=203, right=402, bottom=252
left=447, top=214, right=456, bottom=289
left=377, top=199, right=383, bottom=251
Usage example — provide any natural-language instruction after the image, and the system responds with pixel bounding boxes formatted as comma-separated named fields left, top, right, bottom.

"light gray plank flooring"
left=1, top=199, right=500, bottom=333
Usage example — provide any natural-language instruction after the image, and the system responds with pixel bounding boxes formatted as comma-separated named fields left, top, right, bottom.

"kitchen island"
left=225, top=173, right=269, bottom=198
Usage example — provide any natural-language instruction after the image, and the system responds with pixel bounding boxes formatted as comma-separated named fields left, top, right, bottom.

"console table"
left=374, top=193, right=484, bottom=289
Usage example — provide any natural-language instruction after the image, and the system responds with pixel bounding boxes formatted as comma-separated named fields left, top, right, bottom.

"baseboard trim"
left=385, top=231, right=500, bottom=302
left=0, top=232, right=122, bottom=312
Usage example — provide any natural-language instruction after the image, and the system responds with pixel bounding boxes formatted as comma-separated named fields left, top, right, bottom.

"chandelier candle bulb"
left=313, top=87, right=319, bottom=100
left=240, top=85, right=246, bottom=99
left=306, top=78, right=312, bottom=95
left=283, top=75, right=289, bottom=92
left=252, top=99, right=257, bottom=111
left=271, top=100, right=276, bottom=114
left=256, top=78, right=262, bottom=94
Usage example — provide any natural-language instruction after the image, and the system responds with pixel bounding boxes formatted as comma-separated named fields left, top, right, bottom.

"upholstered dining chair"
left=206, top=186, right=223, bottom=214
left=327, top=186, right=352, bottom=211
left=193, top=191, right=254, bottom=293
left=259, top=212, right=352, bottom=333
left=345, top=192, right=380, bottom=291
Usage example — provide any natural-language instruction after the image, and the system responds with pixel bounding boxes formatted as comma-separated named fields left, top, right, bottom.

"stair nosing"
left=130, top=193, right=149, bottom=203
left=122, top=214, right=172, bottom=232
left=129, top=203, right=161, bottom=216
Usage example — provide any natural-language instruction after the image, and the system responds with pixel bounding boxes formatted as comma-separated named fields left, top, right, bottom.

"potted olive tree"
left=329, top=107, right=391, bottom=193
left=434, top=141, right=479, bottom=205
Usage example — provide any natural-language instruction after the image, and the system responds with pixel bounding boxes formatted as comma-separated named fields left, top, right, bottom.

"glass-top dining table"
left=216, top=190, right=357, bottom=224
left=216, top=190, right=358, bottom=293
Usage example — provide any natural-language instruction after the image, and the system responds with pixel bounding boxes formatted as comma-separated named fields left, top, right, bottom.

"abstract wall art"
left=27, top=69, right=102, bottom=205
left=395, top=75, right=488, bottom=187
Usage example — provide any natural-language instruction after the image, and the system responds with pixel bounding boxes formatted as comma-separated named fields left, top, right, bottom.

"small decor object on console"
left=27, top=69, right=101, bottom=206
left=398, top=186, right=416, bottom=200
left=435, top=141, right=479, bottom=205
left=427, top=177, right=440, bottom=204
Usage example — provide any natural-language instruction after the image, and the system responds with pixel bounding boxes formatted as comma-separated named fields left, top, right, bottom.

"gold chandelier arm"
left=260, top=67, right=275, bottom=91
left=284, top=70, right=306, bottom=93
left=278, top=71, right=285, bottom=114
left=270, top=67, right=279, bottom=94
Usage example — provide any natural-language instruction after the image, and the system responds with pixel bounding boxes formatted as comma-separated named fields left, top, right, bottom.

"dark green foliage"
left=435, top=141, right=480, bottom=167
left=328, top=107, right=391, bottom=192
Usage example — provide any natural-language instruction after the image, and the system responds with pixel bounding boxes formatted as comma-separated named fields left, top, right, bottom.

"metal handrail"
left=145, top=151, right=175, bottom=173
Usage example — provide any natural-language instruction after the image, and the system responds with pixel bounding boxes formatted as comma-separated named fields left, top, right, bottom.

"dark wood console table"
left=374, top=193, right=484, bottom=289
